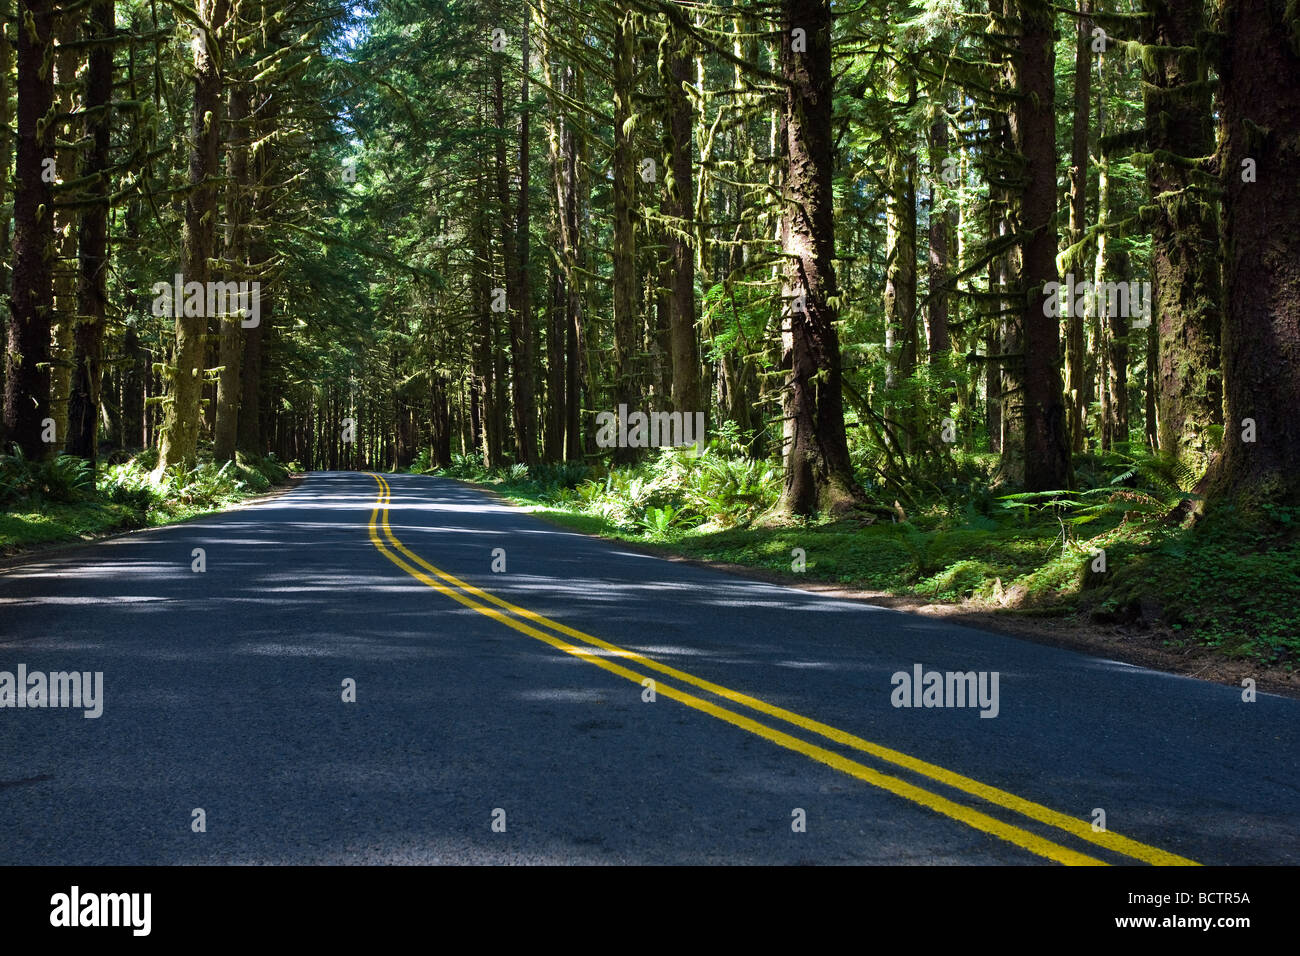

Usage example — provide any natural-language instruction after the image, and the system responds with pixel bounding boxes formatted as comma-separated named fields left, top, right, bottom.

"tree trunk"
left=510, top=17, right=537, bottom=465
left=238, top=57, right=279, bottom=457
left=777, top=0, right=865, bottom=516
left=492, top=44, right=517, bottom=463
left=67, top=0, right=115, bottom=464
left=48, top=14, right=79, bottom=453
left=665, top=34, right=699, bottom=418
left=431, top=373, right=452, bottom=468
left=989, top=108, right=1019, bottom=474
left=1143, top=0, right=1222, bottom=475
left=883, top=64, right=917, bottom=448
left=610, top=10, right=638, bottom=463
left=892, top=91, right=918, bottom=378
left=0, top=0, right=12, bottom=444
left=1064, top=0, right=1091, bottom=453
left=473, top=164, right=499, bottom=468
left=1011, top=0, right=1071, bottom=490
left=1095, top=153, right=1113, bottom=446
left=1205, top=0, right=1300, bottom=507
left=215, top=81, right=250, bottom=463
left=927, top=110, right=955, bottom=432
left=4, top=0, right=55, bottom=459
left=157, top=0, right=230, bottom=473
left=1105, top=248, right=1130, bottom=448
left=927, top=116, right=951, bottom=365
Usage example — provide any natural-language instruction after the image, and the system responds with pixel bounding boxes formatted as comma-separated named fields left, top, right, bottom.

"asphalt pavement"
left=1, top=470, right=1295, bottom=864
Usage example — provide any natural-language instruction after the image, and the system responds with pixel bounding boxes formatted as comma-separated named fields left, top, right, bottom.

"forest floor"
left=453, top=473, right=1300, bottom=699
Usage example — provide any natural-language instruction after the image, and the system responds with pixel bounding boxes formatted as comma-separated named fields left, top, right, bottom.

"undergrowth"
left=418, top=440, right=1298, bottom=670
left=1, top=445, right=295, bottom=553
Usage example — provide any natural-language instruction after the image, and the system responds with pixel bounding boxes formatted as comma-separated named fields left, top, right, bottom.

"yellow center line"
left=366, top=472, right=1198, bottom=867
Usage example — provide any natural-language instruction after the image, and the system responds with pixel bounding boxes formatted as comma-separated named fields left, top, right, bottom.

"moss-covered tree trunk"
left=1103, top=246, right=1131, bottom=449
left=67, top=0, right=115, bottom=464
left=1206, top=0, right=1300, bottom=507
left=665, top=31, right=699, bottom=420
left=883, top=61, right=917, bottom=448
left=776, top=0, right=864, bottom=516
left=1143, top=0, right=1222, bottom=475
left=1064, top=0, right=1091, bottom=452
left=157, top=0, right=230, bottom=473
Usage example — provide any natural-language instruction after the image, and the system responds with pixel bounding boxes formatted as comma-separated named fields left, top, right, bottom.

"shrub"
left=0, top=448, right=96, bottom=506
left=409, top=449, right=433, bottom=474
left=97, top=461, right=160, bottom=513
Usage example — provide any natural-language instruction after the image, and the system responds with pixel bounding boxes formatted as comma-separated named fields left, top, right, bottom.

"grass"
left=0, top=499, right=148, bottom=548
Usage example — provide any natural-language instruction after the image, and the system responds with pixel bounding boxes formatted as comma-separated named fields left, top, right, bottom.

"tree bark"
left=237, top=39, right=279, bottom=457
left=777, top=0, right=865, bottom=516
left=4, top=0, right=56, bottom=459
left=67, top=0, right=115, bottom=464
left=927, top=115, right=951, bottom=364
left=1206, top=0, right=1300, bottom=507
left=1064, top=0, right=1091, bottom=453
left=1011, top=0, right=1071, bottom=490
left=665, top=33, right=699, bottom=418
left=0, top=0, right=13, bottom=443
left=1143, top=0, right=1222, bottom=475
left=215, top=79, right=250, bottom=463
left=883, top=65, right=918, bottom=453
left=610, top=10, right=638, bottom=463
left=48, top=12, right=79, bottom=453
left=157, top=0, right=230, bottom=473
left=510, top=16, right=537, bottom=465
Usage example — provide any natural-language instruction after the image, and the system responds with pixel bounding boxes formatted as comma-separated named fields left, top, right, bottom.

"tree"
left=610, top=9, right=639, bottom=464
left=1011, top=0, right=1071, bottom=490
left=664, top=25, right=699, bottom=418
left=776, top=0, right=864, bottom=516
left=1206, top=0, right=1300, bottom=508
left=67, top=0, right=116, bottom=464
left=1142, top=0, right=1222, bottom=475
left=156, top=0, right=231, bottom=474
left=1063, top=0, right=1091, bottom=452
left=5, top=0, right=56, bottom=459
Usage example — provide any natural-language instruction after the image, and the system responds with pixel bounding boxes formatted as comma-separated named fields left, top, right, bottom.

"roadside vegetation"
left=414, top=432, right=1299, bottom=673
left=0, top=448, right=294, bottom=555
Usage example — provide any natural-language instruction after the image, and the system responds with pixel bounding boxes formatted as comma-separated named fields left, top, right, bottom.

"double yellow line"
left=366, top=472, right=1198, bottom=867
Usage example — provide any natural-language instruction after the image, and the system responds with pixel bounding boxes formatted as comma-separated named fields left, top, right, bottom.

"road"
left=1, top=471, right=1296, bottom=864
